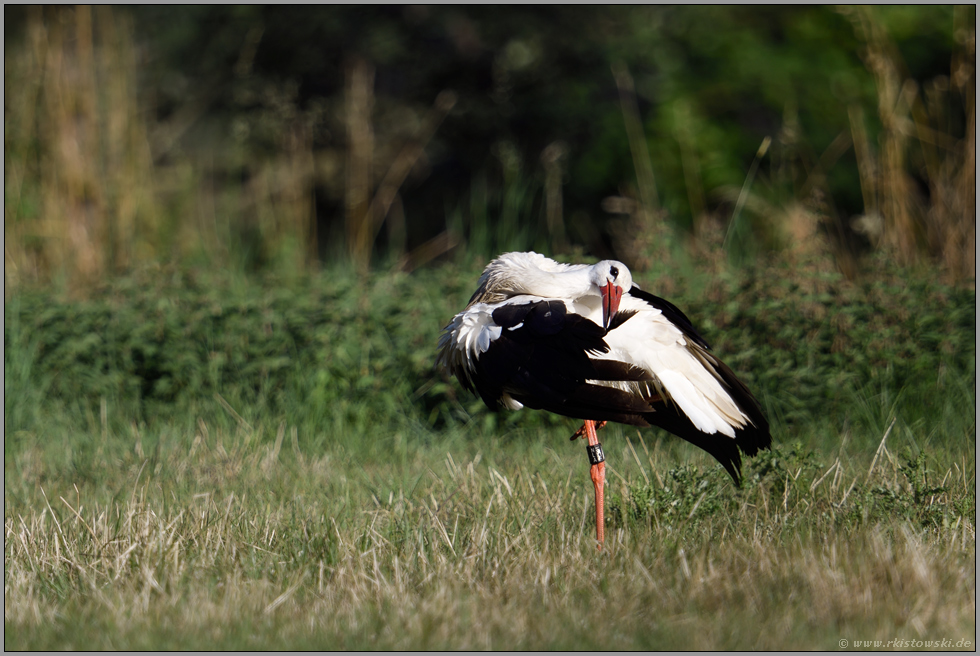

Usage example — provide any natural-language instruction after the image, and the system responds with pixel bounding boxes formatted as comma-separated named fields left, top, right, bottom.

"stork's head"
left=590, top=260, right=631, bottom=330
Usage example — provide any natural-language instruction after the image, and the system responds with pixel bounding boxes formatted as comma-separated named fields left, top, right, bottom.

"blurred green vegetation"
left=3, top=6, right=975, bottom=283
left=5, top=256, right=974, bottom=454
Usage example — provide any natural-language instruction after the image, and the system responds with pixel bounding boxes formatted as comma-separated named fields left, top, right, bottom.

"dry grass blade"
left=867, top=417, right=897, bottom=478
left=264, top=573, right=308, bottom=615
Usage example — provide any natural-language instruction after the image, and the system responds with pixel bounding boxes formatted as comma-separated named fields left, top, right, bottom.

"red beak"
left=601, top=281, right=623, bottom=331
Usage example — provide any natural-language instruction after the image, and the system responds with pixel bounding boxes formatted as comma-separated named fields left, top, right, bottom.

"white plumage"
left=438, top=251, right=771, bottom=485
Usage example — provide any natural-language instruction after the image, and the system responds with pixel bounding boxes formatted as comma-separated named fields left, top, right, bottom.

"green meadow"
left=4, top=261, right=975, bottom=650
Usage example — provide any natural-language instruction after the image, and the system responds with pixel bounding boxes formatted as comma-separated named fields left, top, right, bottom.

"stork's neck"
left=493, top=263, right=595, bottom=300
left=525, top=267, right=595, bottom=298
left=468, top=252, right=613, bottom=306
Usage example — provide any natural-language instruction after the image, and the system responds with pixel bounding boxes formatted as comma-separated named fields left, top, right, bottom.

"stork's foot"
left=569, top=420, right=607, bottom=441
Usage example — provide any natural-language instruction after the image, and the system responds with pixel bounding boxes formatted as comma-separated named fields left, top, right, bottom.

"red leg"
left=582, top=419, right=606, bottom=548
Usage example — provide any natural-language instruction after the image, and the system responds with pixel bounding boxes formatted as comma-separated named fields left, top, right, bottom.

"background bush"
left=6, top=256, right=973, bottom=444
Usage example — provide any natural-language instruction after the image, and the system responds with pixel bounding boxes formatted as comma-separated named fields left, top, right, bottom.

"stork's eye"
left=609, top=266, right=619, bottom=279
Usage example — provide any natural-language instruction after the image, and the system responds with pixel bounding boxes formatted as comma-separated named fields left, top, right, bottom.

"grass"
left=4, top=414, right=975, bottom=650
left=4, top=261, right=976, bottom=650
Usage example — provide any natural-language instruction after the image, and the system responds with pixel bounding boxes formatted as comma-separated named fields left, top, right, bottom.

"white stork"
left=437, top=251, right=772, bottom=547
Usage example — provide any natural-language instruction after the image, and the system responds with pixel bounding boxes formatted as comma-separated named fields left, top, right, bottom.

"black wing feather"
left=473, top=300, right=654, bottom=422
left=638, top=396, right=770, bottom=485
